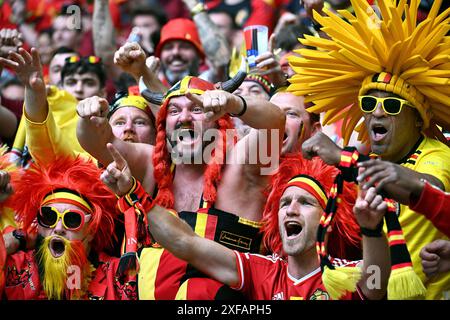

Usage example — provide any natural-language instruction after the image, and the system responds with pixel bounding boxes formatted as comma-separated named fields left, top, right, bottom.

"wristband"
left=339, top=147, right=359, bottom=168
left=229, top=95, right=247, bottom=117
left=117, top=177, right=154, bottom=214
left=360, top=221, right=383, bottom=238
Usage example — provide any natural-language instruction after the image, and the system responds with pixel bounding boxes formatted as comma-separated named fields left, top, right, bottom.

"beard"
left=162, top=57, right=200, bottom=85
left=35, top=235, right=92, bottom=300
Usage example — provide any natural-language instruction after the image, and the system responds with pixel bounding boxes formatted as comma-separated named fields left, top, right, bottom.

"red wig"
left=9, top=156, right=118, bottom=253
left=152, top=77, right=235, bottom=208
left=261, top=154, right=361, bottom=259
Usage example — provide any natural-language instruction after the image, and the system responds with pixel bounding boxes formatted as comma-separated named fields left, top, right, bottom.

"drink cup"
left=243, top=25, right=268, bottom=70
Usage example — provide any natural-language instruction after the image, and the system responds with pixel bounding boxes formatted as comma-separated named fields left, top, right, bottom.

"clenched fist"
left=114, top=42, right=147, bottom=79
left=76, top=96, right=109, bottom=127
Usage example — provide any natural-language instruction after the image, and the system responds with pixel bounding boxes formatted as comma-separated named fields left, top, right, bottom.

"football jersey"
left=389, top=136, right=450, bottom=299
left=231, top=251, right=364, bottom=300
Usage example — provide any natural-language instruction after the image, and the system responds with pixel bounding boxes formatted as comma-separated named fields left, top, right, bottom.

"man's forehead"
left=64, top=72, right=100, bottom=81
left=110, top=106, right=149, bottom=119
left=162, top=39, right=196, bottom=50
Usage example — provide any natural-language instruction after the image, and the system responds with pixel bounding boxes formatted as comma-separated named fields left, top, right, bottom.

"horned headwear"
left=288, top=0, right=450, bottom=144
left=139, top=60, right=247, bottom=209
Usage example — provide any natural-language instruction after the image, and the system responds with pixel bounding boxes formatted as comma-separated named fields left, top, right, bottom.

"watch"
left=12, top=229, right=27, bottom=251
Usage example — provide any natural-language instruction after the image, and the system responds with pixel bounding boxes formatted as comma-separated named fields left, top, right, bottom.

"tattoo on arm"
left=93, top=0, right=116, bottom=62
left=193, top=13, right=231, bottom=69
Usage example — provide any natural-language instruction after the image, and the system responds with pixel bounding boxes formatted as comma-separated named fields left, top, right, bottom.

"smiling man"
left=289, top=0, right=450, bottom=299
left=0, top=157, right=136, bottom=300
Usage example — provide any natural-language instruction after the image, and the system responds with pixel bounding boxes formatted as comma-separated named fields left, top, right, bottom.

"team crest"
left=309, top=289, right=329, bottom=300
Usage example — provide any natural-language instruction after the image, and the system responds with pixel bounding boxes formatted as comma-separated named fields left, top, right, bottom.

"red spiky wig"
left=8, top=156, right=118, bottom=253
left=261, top=154, right=361, bottom=259
left=153, top=76, right=235, bottom=208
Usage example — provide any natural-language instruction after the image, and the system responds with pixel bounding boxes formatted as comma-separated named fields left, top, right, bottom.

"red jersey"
left=232, top=251, right=364, bottom=300
left=2, top=250, right=136, bottom=300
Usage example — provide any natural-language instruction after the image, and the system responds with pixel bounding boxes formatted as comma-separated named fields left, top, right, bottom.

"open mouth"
left=371, top=124, right=388, bottom=142
left=49, top=237, right=66, bottom=258
left=285, top=221, right=303, bottom=239
left=177, top=129, right=200, bottom=145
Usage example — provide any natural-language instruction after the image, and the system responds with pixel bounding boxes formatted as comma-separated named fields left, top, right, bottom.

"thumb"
left=90, top=116, right=108, bottom=127
left=269, top=33, right=276, bottom=53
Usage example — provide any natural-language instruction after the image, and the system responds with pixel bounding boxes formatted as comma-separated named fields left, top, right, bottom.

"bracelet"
left=229, top=95, right=247, bottom=117
left=190, top=2, right=206, bottom=16
left=360, top=221, right=383, bottom=238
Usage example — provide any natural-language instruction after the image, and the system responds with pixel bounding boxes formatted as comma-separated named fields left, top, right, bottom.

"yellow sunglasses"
left=358, top=95, right=412, bottom=116
left=37, top=207, right=90, bottom=231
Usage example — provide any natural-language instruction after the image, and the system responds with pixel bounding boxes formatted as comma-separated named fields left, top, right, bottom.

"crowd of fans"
left=0, top=0, right=449, bottom=300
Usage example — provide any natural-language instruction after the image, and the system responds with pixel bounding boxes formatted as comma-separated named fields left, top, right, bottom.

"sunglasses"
left=37, top=207, right=90, bottom=231
left=66, top=55, right=102, bottom=64
left=358, top=95, right=412, bottom=116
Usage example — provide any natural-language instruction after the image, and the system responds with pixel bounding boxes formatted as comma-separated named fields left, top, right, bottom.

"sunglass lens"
left=64, top=211, right=82, bottom=229
left=383, top=98, right=402, bottom=114
left=39, top=207, right=57, bottom=227
left=361, top=97, right=377, bottom=112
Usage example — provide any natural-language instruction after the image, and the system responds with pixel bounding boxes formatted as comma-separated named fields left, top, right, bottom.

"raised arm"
left=114, top=42, right=166, bottom=92
left=0, top=48, right=47, bottom=122
left=186, top=91, right=285, bottom=169
left=353, top=187, right=390, bottom=300
left=100, top=144, right=239, bottom=287
left=76, top=97, right=154, bottom=190
left=92, top=0, right=121, bottom=79
left=182, top=0, right=231, bottom=82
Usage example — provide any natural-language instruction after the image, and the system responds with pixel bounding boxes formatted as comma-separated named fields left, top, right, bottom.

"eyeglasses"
left=37, top=207, right=90, bottom=231
left=358, top=95, right=411, bottom=116
left=65, top=55, right=102, bottom=64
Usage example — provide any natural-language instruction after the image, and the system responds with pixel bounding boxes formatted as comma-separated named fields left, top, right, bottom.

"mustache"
left=122, top=132, right=137, bottom=141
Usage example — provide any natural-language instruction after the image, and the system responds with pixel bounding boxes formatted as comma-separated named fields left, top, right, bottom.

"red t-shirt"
left=1, top=250, right=136, bottom=300
left=232, top=251, right=364, bottom=300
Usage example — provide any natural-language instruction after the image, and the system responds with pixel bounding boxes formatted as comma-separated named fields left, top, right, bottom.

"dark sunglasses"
left=358, top=95, right=412, bottom=116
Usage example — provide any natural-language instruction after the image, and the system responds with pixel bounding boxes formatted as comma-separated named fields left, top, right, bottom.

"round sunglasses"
left=37, top=207, right=90, bottom=232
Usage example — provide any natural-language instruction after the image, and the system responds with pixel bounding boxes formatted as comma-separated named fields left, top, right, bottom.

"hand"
left=353, top=186, right=387, bottom=230
left=356, top=159, right=424, bottom=195
left=273, top=12, right=298, bottom=35
left=0, top=28, right=23, bottom=58
left=185, top=90, right=242, bottom=122
left=0, top=47, right=44, bottom=92
left=254, top=34, right=286, bottom=88
left=0, top=170, right=13, bottom=203
left=100, top=143, right=133, bottom=196
left=301, top=132, right=342, bottom=165
left=303, top=0, right=325, bottom=18
left=420, top=240, right=450, bottom=278
left=114, top=42, right=147, bottom=79
left=146, top=56, right=161, bottom=74
left=76, top=96, right=109, bottom=128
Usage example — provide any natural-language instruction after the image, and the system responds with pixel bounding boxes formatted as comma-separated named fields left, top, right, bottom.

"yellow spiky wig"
left=288, top=0, right=450, bottom=145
